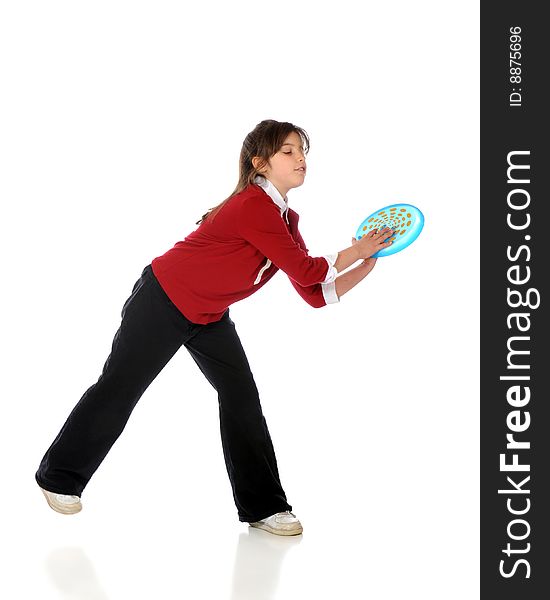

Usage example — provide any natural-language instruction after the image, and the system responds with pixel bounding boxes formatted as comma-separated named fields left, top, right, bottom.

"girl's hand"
left=351, top=237, right=378, bottom=272
left=352, top=227, right=394, bottom=259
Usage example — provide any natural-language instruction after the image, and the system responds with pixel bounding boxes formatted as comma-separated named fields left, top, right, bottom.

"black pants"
left=35, top=264, right=291, bottom=523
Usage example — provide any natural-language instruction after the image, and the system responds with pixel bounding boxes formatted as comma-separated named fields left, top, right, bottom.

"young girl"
left=35, top=119, right=394, bottom=536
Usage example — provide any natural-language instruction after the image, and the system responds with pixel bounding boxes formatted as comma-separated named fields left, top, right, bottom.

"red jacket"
left=151, top=181, right=338, bottom=324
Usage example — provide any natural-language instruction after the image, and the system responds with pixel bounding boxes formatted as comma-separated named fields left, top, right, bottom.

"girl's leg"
left=183, top=309, right=292, bottom=523
left=35, top=265, right=201, bottom=496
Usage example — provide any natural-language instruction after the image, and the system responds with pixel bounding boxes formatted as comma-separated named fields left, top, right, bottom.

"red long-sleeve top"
left=151, top=179, right=339, bottom=324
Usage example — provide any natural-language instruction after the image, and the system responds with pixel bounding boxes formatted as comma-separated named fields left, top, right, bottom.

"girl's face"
left=256, top=131, right=307, bottom=199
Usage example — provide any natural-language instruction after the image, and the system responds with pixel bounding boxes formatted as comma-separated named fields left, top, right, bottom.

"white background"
left=1, top=1, right=479, bottom=598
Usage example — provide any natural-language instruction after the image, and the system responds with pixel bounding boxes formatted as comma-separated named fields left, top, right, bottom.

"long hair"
left=195, top=119, right=310, bottom=225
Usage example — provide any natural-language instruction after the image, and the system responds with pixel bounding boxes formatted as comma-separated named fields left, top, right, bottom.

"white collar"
left=253, top=175, right=289, bottom=223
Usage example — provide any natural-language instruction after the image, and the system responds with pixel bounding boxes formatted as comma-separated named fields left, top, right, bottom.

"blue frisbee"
left=355, top=203, right=424, bottom=257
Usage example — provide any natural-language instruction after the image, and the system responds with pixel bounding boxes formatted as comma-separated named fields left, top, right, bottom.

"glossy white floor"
left=10, top=455, right=480, bottom=600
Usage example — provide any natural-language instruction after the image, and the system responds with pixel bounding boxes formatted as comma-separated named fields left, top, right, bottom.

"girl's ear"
left=252, top=156, right=268, bottom=173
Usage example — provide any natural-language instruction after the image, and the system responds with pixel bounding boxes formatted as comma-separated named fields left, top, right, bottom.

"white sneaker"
left=39, top=486, right=82, bottom=515
left=249, top=511, right=303, bottom=536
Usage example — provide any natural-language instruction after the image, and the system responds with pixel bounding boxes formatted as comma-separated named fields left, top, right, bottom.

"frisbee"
left=355, top=203, right=424, bottom=257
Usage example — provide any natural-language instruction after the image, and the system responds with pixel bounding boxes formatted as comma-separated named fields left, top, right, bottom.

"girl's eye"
left=282, top=151, right=292, bottom=154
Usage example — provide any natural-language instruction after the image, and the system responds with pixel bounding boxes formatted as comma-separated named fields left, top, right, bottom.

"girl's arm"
left=335, top=258, right=377, bottom=298
left=333, top=244, right=361, bottom=272
left=333, top=227, right=394, bottom=273
left=334, top=236, right=378, bottom=298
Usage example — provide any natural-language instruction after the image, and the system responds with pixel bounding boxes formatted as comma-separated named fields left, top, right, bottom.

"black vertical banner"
left=481, top=2, right=548, bottom=598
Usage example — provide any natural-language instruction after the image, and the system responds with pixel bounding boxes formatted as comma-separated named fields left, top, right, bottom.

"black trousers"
left=35, top=264, right=291, bottom=523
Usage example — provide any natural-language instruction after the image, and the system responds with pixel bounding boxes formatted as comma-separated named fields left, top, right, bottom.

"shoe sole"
left=249, top=522, right=303, bottom=536
left=40, top=487, right=82, bottom=515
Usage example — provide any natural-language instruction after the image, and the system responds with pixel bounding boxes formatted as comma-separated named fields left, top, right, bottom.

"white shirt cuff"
left=321, top=281, right=340, bottom=304
left=322, top=252, right=339, bottom=284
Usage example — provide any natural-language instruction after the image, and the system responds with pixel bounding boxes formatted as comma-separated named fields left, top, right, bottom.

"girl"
left=35, top=119, right=394, bottom=536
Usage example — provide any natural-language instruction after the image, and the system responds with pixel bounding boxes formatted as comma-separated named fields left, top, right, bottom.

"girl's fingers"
left=362, top=227, right=394, bottom=245
left=368, top=227, right=391, bottom=240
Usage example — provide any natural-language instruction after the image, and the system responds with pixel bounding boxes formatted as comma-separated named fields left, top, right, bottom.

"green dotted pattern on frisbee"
left=357, top=206, right=413, bottom=243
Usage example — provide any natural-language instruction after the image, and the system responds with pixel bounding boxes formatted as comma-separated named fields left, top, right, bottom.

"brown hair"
left=195, top=119, right=310, bottom=225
